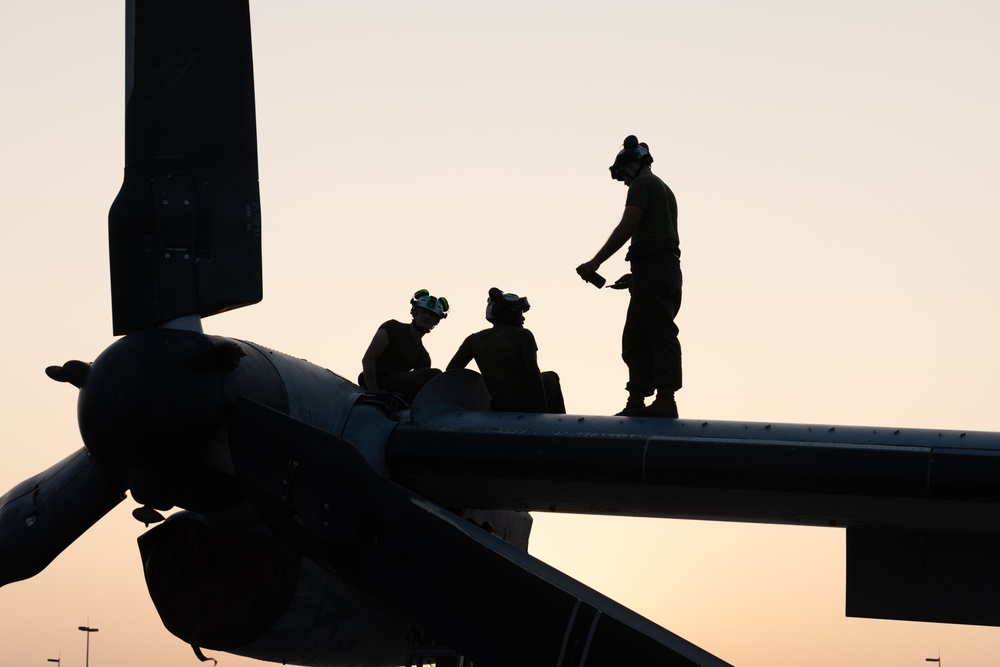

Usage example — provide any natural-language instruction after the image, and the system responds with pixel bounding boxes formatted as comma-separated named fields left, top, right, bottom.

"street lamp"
left=78, top=624, right=99, bottom=667
left=46, top=654, right=60, bottom=667
left=926, top=652, right=942, bottom=666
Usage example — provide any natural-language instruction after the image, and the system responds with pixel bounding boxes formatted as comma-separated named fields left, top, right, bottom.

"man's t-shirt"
left=374, top=320, right=430, bottom=381
left=626, top=173, right=679, bottom=257
left=454, top=325, right=546, bottom=412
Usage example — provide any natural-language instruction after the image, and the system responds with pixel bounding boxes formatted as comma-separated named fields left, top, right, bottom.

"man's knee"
left=541, top=371, right=566, bottom=414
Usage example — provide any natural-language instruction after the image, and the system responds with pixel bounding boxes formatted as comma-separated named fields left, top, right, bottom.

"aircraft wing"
left=380, top=370, right=1000, bottom=628
left=229, top=397, right=732, bottom=667
left=388, top=409, right=1000, bottom=532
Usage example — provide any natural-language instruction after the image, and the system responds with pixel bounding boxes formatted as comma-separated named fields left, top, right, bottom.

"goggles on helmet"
left=485, top=287, right=530, bottom=323
left=609, top=135, right=652, bottom=181
left=411, top=289, right=449, bottom=319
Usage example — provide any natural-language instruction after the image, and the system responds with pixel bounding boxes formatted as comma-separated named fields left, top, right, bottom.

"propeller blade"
left=0, top=448, right=125, bottom=587
left=229, top=399, right=730, bottom=667
left=109, top=0, right=262, bottom=335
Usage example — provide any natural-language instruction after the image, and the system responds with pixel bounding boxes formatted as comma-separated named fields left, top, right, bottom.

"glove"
left=608, top=273, right=632, bottom=290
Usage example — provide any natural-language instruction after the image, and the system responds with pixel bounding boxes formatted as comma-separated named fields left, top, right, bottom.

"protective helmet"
left=485, top=287, right=530, bottom=324
left=609, top=134, right=653, bottom=181
left=410, top=289, right=449, bottom=319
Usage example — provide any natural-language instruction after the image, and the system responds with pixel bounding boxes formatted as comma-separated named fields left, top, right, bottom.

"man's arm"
left=446, top=340, right=474, bottom=371
left=576, top=205, right=642, bottom=277
left=520, top=333, right=547, bottom=412
left=361, top=328, right=390, bottom=391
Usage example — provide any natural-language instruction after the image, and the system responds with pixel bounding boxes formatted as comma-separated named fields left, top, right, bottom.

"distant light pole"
left=926, top=652, right=942, bottom=667
left=46, top=655, right=61, bottom=667
left=78, top=623, right=99, bottom=667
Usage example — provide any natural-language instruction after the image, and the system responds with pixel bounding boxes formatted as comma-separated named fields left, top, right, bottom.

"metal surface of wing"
left=387, top=405, right=1000, bottom=534
left=229, top=398, right=732, bottom=667
left=383, top=371, right=1000, bottom=627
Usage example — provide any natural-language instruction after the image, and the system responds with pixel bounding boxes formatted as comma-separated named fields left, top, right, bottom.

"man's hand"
left=575, top=261, right=605, bottom=288
left=576, top=260, right=600, bottom=281
left=608, top=273, right=632, bottom=290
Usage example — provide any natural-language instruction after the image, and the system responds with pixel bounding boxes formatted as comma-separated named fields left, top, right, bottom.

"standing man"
left=576, top=135, right=682, bottom=418
left=359, top=289, right=449, bottom=404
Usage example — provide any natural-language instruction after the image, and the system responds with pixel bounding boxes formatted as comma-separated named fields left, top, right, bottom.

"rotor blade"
left=0, top=448, right=125, bottom=587
left=229, top=399, right=731, bottom=667
left=109, top=0, right=262, bottom=335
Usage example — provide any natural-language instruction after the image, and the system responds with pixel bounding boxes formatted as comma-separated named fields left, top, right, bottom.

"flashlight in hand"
left=576, top=265, right=606, bottom=288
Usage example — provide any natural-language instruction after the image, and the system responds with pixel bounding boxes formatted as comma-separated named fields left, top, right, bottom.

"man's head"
left=609, top=134, right=653, bottom=183
left=410, top=289, right=449, bottom=332
left=485, top=287, right=530, bottom=326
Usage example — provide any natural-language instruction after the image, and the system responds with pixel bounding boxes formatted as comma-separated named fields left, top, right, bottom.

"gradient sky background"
left=2, top=1, right=1000, bottom=666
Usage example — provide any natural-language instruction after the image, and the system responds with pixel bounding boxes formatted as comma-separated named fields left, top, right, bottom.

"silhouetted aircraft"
left=2, top=3, right=999, bottom=666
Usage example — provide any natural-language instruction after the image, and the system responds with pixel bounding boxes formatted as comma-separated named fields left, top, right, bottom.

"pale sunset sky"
left=1, top=2, right=999, bottom=666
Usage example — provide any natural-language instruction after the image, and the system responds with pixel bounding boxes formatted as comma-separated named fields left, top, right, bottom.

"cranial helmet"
left=410, top=289, right=449, bottom=319
left=609, top=134, right=653, bottom=181
left=485, top=287, right=530, bottom=324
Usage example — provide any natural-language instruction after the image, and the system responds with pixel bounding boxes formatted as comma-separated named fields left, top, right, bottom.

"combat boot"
left=645, top=392, right=678, bottom=418
left=615, top=394, right=646, bottom=417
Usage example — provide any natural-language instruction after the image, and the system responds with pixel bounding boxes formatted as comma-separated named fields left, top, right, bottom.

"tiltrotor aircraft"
left=2, top=3, right=999, bottom=666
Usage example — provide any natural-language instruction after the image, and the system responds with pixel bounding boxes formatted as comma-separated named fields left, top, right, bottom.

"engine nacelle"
left=139, top=512, right=414, bottom=667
